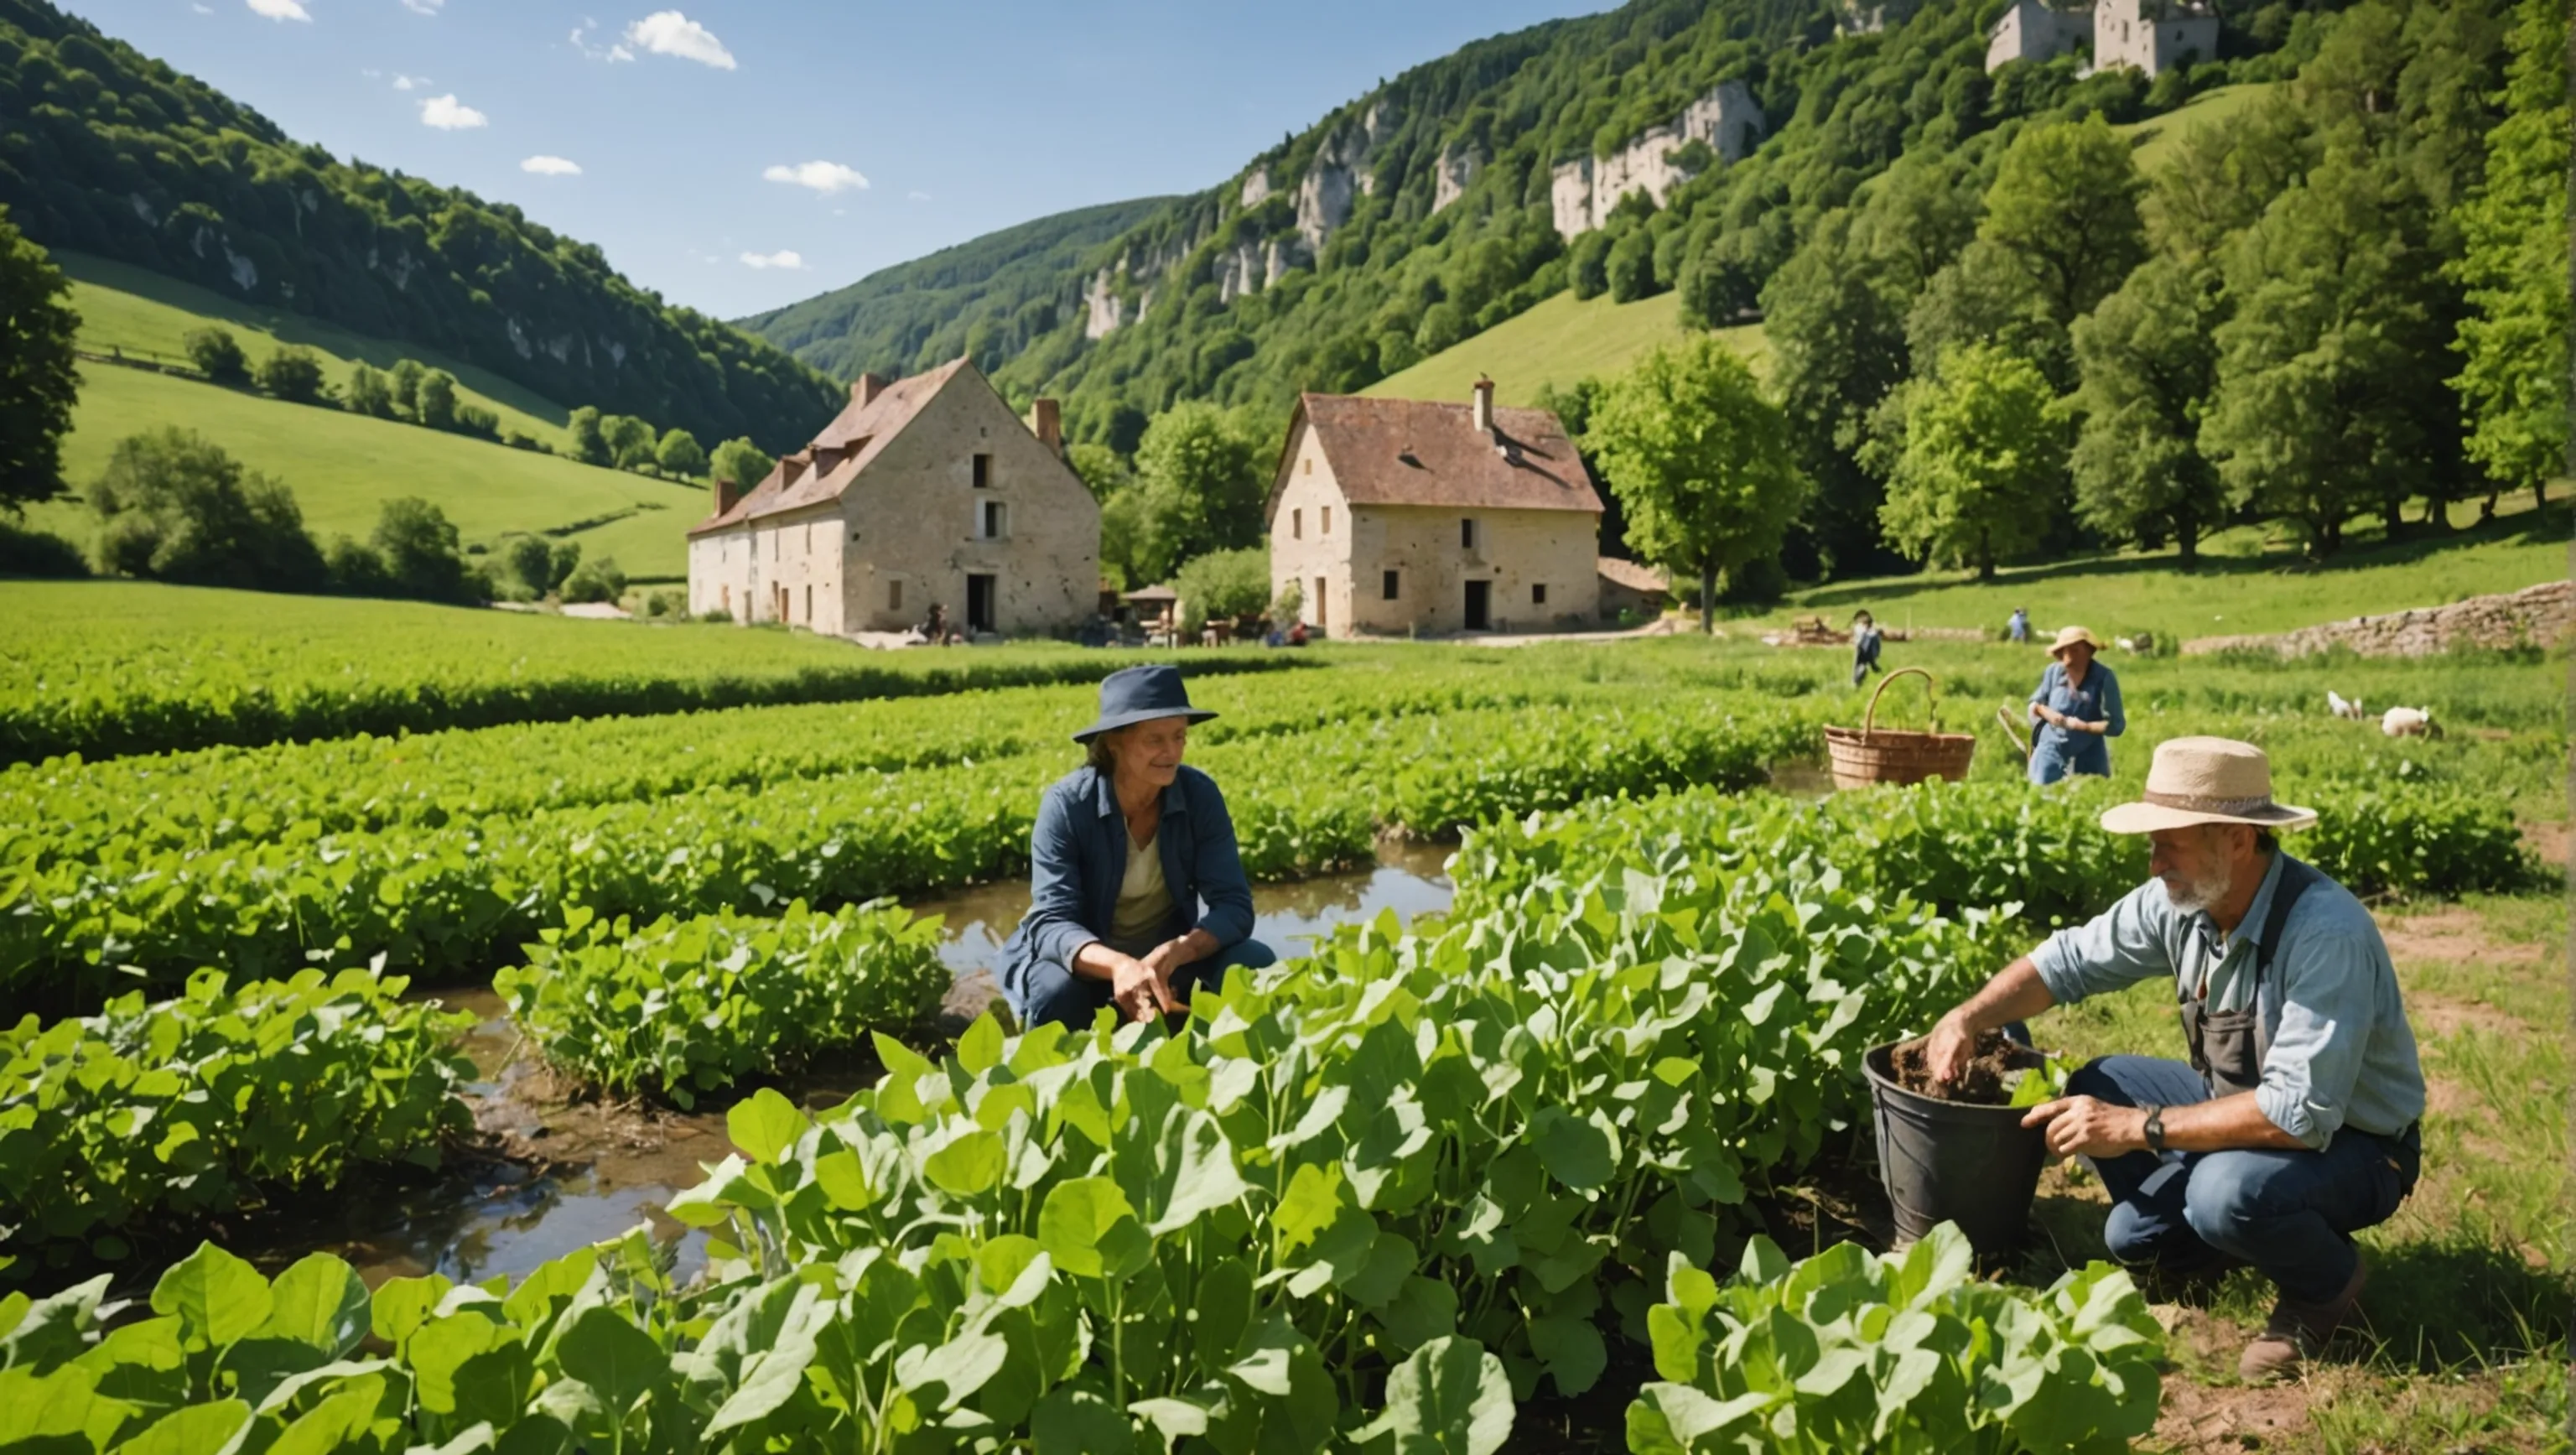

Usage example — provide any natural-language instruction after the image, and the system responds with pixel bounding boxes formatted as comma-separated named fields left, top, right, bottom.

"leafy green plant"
left=1628, top=1224, right=2164, bottom=1452
left=0, top=968, right=472, bottom=1252
left=496, top=900, right=948, bottom=1105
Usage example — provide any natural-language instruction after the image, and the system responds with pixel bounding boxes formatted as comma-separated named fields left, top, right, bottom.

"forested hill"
left=738, top=196, right=1174, bottom=383
left=0, top=0, right=840, bottom=452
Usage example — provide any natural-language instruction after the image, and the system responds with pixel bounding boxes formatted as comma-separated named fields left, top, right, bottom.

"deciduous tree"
left=656, top=427, right=708, bottom=480
left=1878, top=343, right=2062, bottom=582
left=1976, top=114, right=2148, bottom=326
left=344, top=362, right=396, bottom=419
left=184, top=327, right=249, bottom=387
left=1587, top=335, right=1808, bottom=632
left=417, top=369, right=460, bottom=432
left=0, top=210, right=78, bottom=512
left=569, top=406, right=612, bottom=466
left=710, top=436, right=775, bottom=493
left=257, top=346, right=327, bottom=405
left=91, top=428, right=325, bottom=590
left=2069, top=257, right=2224, bottom=564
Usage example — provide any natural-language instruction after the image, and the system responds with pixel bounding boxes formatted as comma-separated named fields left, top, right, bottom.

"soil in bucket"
left=1865, top=1033, right=2049, bottom=1260
left=1888, top=1029, right=2025, bottom=1104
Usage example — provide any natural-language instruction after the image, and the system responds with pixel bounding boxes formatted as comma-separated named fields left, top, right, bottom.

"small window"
left=804, top=584, right=813, bottom=621
left=1302, top=457, right=1312, bottom=475
left=1292, top=508, right=1302, bottom=540
left=1382, top=569, right=1400, bottom=600
left=971, top=454, right=993, bottom=488
left=1532, top=583, right=1548, bottom=605
left=979, top=501, right=1007, bottom=539
left=803, top=522, right=813, bottom=553
left=1322, top=506, right=1332, bottom=534
left=1461, top=518, right=1478, bottom=550
left=889, top=579, right=904, bottom=611
left=772, top=532, right=780, bottom=562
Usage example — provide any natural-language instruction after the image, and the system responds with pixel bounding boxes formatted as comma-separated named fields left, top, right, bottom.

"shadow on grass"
left=1790, top=502, right=2574, bottom=617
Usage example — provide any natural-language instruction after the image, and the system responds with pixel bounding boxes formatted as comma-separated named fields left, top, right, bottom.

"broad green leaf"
left=956, top=1014, right=1005, bottom=1073
left=1146, top=1110, right=1252, bottom=1234
left=150, top=1243, right=272, bottom=1351
left=1530, top=1108, right=1614, bottom=1192
left=1349, top=1335, right=1513, bottom=1454
left=922, top=1130, right=1005, bottom=1198
left=1036, top=1177, right=1138, bottom=1280
left=113, top=1399, right=252, bottom=1455
left=556, top=1306, right=667, bottom=1415
left=266, top=1385, right=382, bottom=1455
left=257, top=1255, right=371, bottom=1357
left=1031, top=1385, right=1132, bottom=1455
left=726, top=1088, right=810, bottom=1164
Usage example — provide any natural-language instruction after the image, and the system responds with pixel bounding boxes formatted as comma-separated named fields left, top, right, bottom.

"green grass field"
left=1760, top=489, right=2569, bottom=638
left=2116, top=82, right=2281, bottom=174
left=54, top=250, right=573, bottom=451
left=29, top=361, right=705, bottom=579
left=1363, top=288, right=1768, bottom=405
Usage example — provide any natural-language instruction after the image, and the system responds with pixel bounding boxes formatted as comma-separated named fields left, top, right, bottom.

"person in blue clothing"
left=2026, top=625, right=2124, bottom=783
left=1849, top=610, right=1883, bottom=687
left=2007, top=606, right=2030, bottom=644
left=1000, top=664, right=1275, bottom=1028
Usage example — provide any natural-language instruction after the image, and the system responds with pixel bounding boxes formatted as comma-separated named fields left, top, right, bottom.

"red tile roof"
left=1270, top=392, right=1604, bottom=521
left=688, top=359, right=972, bottom=537
left=1597, top=556, right=1669, bottom=593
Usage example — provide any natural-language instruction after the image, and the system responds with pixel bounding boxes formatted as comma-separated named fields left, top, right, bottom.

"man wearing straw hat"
left=1926, top=737, right=2425, bottom=1382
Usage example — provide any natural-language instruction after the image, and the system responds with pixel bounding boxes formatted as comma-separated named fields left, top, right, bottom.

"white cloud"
left=246, top=0, right=310, bottom=20
left=740, top=250, right=805, bottom=270
left=570, top=18, right=634, bottom=61
left=906, top=190, right=931, bottom=201
left=418, top=94, right=487, bottom=129
left=401, top=0, right=444, bottom=12
left=392, top=74, right=429, bottom=90
left=522, top=155, right=582, bottom=175
left=625, top=11, right=735, bottom=69
left=763, top=160, right=868, bottom=195
left=195, top=3, right=216, bottom=12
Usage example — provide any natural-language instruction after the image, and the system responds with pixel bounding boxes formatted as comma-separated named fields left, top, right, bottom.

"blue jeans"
left=1011, top=938, right=1275, bottom=1030
left=2067, top=1056, right=2419, bottom=1303
left=2027, top=727, right=2111, bottom=784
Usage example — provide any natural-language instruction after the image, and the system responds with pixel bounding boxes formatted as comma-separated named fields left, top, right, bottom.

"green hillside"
left=1, top=0, right=839, bottom=450
left=1363, top=289, right=1767, bottom=404
left=1764, top=489, right=2570, bottom=637
left=57, top=250, right=572, bottom=451
left=740, top=197, right=1175, bottom=382
left=29, top=364, right=704, bottom=580
left=2114, top=82, right=2278, bottom=174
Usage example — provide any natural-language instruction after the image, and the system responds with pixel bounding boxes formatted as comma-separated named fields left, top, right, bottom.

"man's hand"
left=2020, top=1095, right=2148, bottom=1159
left=1924, top=1013, right=1981, bottom=1083
left=1110, top=954, right=1179, bottom=1023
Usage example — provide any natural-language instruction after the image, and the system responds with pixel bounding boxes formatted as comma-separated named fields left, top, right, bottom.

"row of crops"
left=3, top=783, right=2178, bottom=1452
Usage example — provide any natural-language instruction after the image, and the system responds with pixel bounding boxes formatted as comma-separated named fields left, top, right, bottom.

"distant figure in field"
left=924, top=602, right=958, bottom=646
left=2028, top=626, right=2125, bottom=784
left=1850, top=610, right=1883, bottom=687
left=2008, top=606, right=2030, bottom=644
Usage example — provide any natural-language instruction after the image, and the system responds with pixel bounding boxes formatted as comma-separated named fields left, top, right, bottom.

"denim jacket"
left=1000, top=764, right=1254, bottom=1011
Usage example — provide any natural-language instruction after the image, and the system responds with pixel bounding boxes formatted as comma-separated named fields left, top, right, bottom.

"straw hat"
left=2100, top=737, right=2318, bottom=834
left=2049, top=626, right=2104, bottom=657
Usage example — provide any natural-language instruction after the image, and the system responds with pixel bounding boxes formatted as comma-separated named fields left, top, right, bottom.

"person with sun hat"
left=1926, top=737, right=2425, bottom=1383
left=2026, top=624, right=2125, bottom=784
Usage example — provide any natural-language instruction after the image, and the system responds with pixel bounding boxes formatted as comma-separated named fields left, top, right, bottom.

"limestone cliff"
left=1549, top=81, right=1764, bottom=239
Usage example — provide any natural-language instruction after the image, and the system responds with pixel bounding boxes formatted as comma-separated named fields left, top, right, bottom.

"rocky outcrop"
left=1431, top=143, right=1481, bottom=214
left=1550, top=81, right=1763, bottom=240
left=2182, top=580, right=2573, bottom=657
left=1083, top=267, right=1126, bottom=339
left=1296, top=96, right=1400, bottom=250
left=1240, top=171, right=1274, bottom=209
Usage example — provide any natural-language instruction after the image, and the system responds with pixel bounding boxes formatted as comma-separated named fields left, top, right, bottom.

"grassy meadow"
left=2114, top=82, right=2282, bottom=174
left=1365, top=289, right=1769, bottom=405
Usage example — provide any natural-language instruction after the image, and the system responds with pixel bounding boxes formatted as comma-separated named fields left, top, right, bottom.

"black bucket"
left=1864, top=1042, right=2047, bottom=1259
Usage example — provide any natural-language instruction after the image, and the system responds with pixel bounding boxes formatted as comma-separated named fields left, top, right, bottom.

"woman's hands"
left=1109, top=953, right=1179, bottom=1021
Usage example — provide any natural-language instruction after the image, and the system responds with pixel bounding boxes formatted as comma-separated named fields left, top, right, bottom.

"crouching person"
left=1000, top=664, right=1275, bottom=1029
left=1926, top=737, right=2424, bottom=1382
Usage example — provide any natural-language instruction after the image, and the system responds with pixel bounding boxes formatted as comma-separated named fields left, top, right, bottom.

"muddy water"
left=260, top=845, right=1457, bottom=1291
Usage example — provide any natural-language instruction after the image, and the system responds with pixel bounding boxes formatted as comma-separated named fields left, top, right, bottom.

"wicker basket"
left=1826, top=667, right=1977, bottom=789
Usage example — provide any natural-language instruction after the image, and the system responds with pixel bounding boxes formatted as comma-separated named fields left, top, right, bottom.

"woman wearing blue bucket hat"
left=1000, top=664, right=1275, bottom=1028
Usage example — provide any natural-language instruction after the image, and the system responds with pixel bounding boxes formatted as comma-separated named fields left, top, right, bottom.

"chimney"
left=713, top=476, right=742, bottom=516
left=852, top=373, right=889, bottom=408
left=1472, top=375, right=1495, bottom=435
left=1027, top=398, right=1062, bottom=456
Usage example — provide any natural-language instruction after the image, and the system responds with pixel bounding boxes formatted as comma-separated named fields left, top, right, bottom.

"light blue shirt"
left=2032, top=852, right=2425, bottom=1151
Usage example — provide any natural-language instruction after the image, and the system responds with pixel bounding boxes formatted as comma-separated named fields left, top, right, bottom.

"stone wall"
left=2181, top=580, right=2573, bottom=658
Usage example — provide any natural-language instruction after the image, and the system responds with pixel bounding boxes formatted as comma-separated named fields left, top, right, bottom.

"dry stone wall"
left=2182, top=580, right=2573, bottom=657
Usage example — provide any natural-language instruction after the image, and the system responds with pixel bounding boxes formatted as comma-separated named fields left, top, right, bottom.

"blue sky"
left=59, top=0, right=1607, bottom=320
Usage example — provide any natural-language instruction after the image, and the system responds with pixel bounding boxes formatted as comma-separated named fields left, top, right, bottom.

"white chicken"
left=2327, top=691, right=2368, bottom=720
left=2381, top=706, right=2433, bottom=738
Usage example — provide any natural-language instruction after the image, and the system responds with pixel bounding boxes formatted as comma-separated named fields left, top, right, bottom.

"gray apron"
left=2179, top=859, right=2319, bottom=1097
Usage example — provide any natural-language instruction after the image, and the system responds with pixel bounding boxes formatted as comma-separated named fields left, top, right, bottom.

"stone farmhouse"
left=1985, top=0, right=2217, bottom=76
left=687, top=359, right=1100, bottom=637
left=1267, top=380, right=1604, bottom=636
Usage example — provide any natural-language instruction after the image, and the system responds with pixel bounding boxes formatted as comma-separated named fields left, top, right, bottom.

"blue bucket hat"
left=1072, top=664, right=1218, bottom=743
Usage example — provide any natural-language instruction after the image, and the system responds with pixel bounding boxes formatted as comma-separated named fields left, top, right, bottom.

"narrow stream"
left=246, top=844, right=1457, bottom=1290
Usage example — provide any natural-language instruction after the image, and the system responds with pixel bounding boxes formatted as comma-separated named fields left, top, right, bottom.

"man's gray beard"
left=2163, top=865, right=2234, bottom=914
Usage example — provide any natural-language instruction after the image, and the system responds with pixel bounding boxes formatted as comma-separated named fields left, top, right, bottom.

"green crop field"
left=1765, top=489, right=2570, bottom=638
left=23, top=363, right=706, bottom=579
left=1364, top=288, right=1768, bottom=406
left=53, top=250, right=574, bottom=450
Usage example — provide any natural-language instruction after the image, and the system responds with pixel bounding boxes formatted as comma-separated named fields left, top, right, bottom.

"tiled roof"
left=1275, top=392, right=1603, bottom=520
left=688, top=359, right=971, bottom=537
left=1597, top=556, right=1669, bottom=593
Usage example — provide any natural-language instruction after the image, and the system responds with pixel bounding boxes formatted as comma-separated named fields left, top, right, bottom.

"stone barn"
left=1266, top=380, right=1603, bottom=637
left=688, top=359, right=1100, bottom=637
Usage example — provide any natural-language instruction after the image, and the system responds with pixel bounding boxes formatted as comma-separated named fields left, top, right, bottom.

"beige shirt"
left=1106, top=831, right=1174, bottom=954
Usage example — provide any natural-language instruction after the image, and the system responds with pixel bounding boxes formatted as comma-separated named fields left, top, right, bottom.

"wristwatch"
left=2142, top=1104, right=2168, bottom=1153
